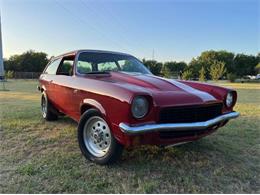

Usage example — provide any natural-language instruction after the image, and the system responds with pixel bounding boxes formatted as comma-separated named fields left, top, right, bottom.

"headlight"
left=226, top=92, right=234, bottom=107
left=131, top=96, right=149, bottom=119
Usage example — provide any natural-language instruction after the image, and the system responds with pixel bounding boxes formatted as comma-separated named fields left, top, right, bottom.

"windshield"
left=76, top=52, right=151, bottom=75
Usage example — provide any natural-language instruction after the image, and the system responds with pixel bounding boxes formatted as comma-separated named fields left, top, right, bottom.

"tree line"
left=3, top=50, right=260, bottom=81
left=142, top=50, right=260, bottom=81
left=4, top=50, right=49, bottom=73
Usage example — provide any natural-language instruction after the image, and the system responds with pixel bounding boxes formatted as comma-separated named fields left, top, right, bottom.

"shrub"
left=199, top=66, right=206, bottom=82
left=143, top=60, right=162, bottom=76
left=182, top=70, right=193, bottom=80
left=5, top=70, right=14, bottom=79
left=210, top=60, right=226, bottom=81
left=227, top=73, right=237, bottom=82
left=161, top=65, right=171, bottom=78
left=255, top=63, right=260, bottom=74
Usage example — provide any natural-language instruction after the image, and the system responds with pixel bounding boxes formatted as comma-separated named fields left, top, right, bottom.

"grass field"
left=0, top=80, right=259, bottom=193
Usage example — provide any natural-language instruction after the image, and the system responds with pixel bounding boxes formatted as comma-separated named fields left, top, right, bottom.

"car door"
left=53, top=55, right=80, bottom=119
left=40, top=58, right=62, bottom=105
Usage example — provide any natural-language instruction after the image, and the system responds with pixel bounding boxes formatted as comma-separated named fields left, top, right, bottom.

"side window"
left=98, top=62, right=118, bottom=71
left=77, top=61, right=92, bottom=74
left=57, top=58, right=74, bottom=76
left=44, top=59, right=61, bottom=74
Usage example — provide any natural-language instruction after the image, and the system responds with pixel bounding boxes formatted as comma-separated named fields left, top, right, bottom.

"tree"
left=189, top=50, right=235, bottom=79
left=210, top=60, right=226, bottom=81
left=4, top=50, right=49, bottom=72
left=161, top=65, right=171, bottom=78
left=227, top=73, right=237, bottom=82
left=182, top=70, right=193, bottom=80
left=255, top=63, right=260, bottom=74
left=187, top=58, right=203, bottom=79
left=199, top=50, right=234, bottom=73
left=199, top=66, right=206, bottom=82
left=163, top=61, right=187, bottom=73
left=162, top=61, right=187, bottom=78
left=143, top=60, right=162, bottom=75
left=233, top=54, right=258, bottom=76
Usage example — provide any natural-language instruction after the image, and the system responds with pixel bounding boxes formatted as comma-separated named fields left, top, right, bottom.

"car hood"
left=98, top=72, right=218, bottom=107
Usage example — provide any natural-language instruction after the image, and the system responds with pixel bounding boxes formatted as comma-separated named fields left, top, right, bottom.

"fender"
left=38, top=84, right=47, bottom=92
left=179, top=80, right=234, bottom=100
left=80, top=99, right=124, bottom=143
left=179, top=80, right=237, bottom=111
left=81, top=98, right=106, bottom=116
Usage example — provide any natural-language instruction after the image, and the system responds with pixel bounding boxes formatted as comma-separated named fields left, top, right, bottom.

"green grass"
left=0, top=79, right=259, bottom=193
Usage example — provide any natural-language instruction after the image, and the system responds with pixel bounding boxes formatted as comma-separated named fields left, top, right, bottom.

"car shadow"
left=55, top=116, right=78, bottom=126
left=51, top=116, right=236, bottom=171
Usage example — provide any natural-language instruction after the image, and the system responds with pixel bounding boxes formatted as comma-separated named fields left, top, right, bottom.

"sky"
left=1, top=0, right=259, bottom=62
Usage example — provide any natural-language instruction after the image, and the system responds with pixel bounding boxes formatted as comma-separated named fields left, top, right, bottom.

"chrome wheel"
left=83, top=116, right=112, bottom=157
left=41, top=96, right=47, bottom=118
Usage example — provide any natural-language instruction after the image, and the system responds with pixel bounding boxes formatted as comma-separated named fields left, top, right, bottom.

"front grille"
left=159, top=103, right=223, bottom=123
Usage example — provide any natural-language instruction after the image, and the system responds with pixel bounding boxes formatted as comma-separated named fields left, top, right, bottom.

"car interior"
left=56, top=55, right=75, bottom=76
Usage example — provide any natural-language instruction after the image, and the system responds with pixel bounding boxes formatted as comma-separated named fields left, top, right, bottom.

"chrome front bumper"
left=119, top=112, right=239, bottom=135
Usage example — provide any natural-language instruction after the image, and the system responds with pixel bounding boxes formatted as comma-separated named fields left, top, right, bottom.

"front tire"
left=78, top=109, right=123, bottom=165
left=41, top=91, right=58, bottom=121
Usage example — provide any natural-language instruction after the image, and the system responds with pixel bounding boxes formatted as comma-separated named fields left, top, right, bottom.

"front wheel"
left=78, top=109, right=123, bottom=165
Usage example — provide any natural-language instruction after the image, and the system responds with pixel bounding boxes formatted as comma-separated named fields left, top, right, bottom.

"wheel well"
left=80, top=104, right=95, bottom=115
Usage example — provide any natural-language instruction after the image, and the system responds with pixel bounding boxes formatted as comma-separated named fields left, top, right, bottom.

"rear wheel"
left=78, top=109, right=123, bottom=165
left=41, top=92, right=58, bottom=121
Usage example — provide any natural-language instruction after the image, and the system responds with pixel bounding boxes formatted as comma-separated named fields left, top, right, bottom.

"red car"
left=38, top=50, right=239, bottom=164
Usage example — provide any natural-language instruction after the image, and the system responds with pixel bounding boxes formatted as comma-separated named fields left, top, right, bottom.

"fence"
left=162, top=71, right=182, bottom=79
left=13, top=72, right=41, bottom=79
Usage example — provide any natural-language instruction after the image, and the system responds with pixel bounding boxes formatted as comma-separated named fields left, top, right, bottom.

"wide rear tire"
left=41, top=91, right=58, bottom=121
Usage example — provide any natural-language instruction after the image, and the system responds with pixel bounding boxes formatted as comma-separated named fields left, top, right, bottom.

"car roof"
left=53, top=49, right=131, bottom=60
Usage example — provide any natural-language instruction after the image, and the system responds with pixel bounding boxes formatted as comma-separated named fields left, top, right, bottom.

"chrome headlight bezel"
left=225, top=92, right=234, bottom=108
left=131, top=96, right=149, bottom=119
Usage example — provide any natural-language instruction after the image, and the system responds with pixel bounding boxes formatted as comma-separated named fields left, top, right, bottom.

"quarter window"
left=44, top=58, right=61, bottom=74
left=57, top=60, right=74, bottom=76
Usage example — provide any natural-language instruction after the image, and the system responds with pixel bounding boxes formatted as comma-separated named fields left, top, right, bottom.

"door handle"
left=73, top=89, right=78, bottom=93
left=49, top=80, right=53, bottom=83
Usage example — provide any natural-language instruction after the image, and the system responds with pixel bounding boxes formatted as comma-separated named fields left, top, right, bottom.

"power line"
left=54, top=0, right=128, bottom=52
left=94, top=1, right=149, bottom=57
left=78, top=0, right=144, bottom=55
left=79, top=0, right=144, bottom=54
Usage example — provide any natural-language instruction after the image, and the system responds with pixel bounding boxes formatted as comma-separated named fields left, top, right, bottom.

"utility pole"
left=0, top=13, right=6, bottom=91
left=0, top=14, right=4, bottom=80
left=152, top=49, right=155, bottom=61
